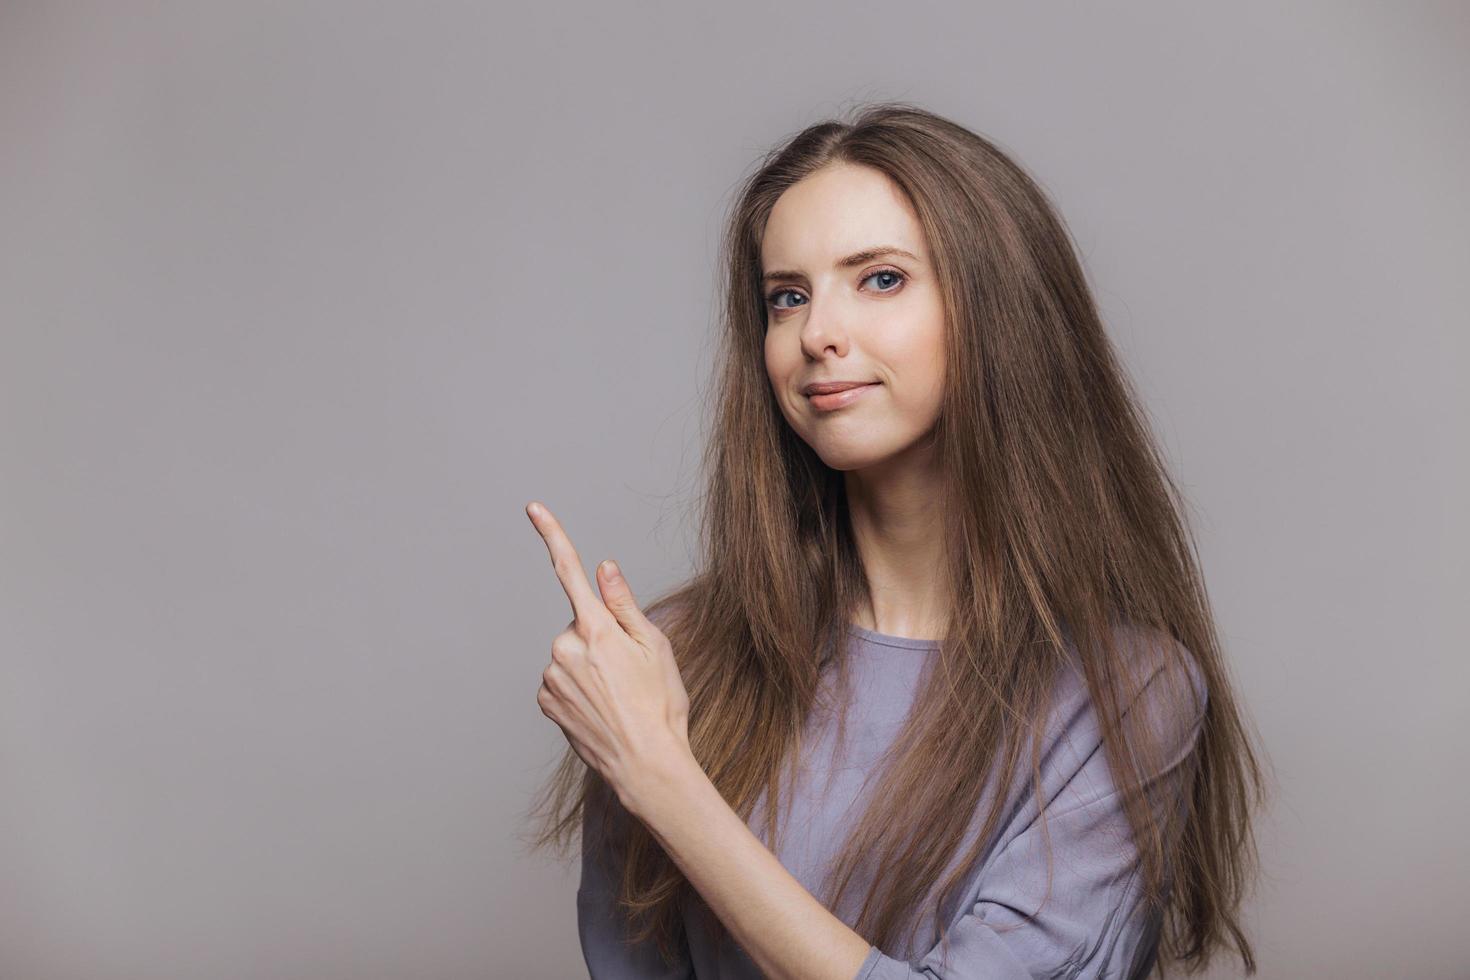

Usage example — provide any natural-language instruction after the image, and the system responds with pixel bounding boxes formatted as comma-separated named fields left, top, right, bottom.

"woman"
left=522, top=102, right=1266, bottom=979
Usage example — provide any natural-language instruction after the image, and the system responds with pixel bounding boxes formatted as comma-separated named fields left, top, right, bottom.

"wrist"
left=617, top=738, right=704, bottom=825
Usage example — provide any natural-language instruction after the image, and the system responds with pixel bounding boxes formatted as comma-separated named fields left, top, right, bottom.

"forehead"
left=760, top=163, right=928, bottom=269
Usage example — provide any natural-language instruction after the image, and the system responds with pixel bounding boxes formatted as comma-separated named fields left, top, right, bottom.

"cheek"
left=888, top=318, right=946, bottom=418
left=914, top=305, right=947, bottom=388
left=764, top=332, right=795, bottom=384
left=926, top=329, right=947, bottom=395
left=888, top=315, right=946, bottom=382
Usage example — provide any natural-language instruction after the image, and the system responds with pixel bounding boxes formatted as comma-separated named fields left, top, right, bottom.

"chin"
left=802, top=424, right=934, bottom=472
left=810, top=441, right=893, bottom=472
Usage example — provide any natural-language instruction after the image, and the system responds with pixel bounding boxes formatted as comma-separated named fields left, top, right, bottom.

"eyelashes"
left=765, top=268, right=907, bottom=311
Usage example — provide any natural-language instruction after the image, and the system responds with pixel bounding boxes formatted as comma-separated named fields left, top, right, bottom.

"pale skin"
left=530, top=161, right=951, bottom=980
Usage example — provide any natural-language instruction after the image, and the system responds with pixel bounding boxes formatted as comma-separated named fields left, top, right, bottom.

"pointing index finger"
left=526, top=501, right=609, bottom=628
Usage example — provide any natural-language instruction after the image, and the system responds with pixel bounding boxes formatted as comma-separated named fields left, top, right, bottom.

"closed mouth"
left=803, top=381, right=879, bottom=396
left=804, top=381, right=880, bottom=411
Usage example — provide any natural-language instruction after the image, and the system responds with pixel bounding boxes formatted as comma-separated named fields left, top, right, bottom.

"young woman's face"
left=761, top=162, right=946, bottom=472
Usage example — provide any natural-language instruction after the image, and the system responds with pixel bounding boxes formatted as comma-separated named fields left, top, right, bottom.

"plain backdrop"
left=1, top=2, right=1466, bottom=978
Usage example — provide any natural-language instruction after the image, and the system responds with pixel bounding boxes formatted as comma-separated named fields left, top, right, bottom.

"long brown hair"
left=522, top=101, right=1268, bottom=976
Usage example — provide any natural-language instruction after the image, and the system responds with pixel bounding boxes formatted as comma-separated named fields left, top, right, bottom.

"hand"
left=525, top=500, right=693, bottom=807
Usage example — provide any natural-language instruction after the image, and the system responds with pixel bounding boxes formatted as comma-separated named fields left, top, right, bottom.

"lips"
left=802, top=380, right=877, bottom=395
left=805, top=381, right=880, bottom=411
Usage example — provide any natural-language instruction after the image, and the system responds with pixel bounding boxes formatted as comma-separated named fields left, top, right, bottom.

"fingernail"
left=603, top=560, right=621, bottom=581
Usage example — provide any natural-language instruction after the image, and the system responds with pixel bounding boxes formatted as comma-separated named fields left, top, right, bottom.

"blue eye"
left=765, top=268, right=906, bottom=310
left=863, top=269, right=904, bottom=291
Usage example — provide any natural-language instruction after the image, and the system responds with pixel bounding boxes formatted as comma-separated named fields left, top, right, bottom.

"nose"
left=797, top=295, right=850, bottom=360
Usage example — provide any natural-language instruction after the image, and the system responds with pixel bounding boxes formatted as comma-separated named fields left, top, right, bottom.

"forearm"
left=620, top=745, right=872, bottom=980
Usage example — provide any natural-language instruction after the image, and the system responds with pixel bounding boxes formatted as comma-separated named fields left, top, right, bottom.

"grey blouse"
left=577, top=621, right=1207, bottom=979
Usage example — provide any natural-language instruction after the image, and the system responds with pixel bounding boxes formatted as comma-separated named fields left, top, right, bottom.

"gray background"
left=1, top=2, right=1465, bottom=978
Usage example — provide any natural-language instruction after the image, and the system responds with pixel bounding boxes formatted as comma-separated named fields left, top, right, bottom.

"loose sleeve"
left=577, top=772, right=695, bottom=979
left=853, top=643, right=1208, bottom=980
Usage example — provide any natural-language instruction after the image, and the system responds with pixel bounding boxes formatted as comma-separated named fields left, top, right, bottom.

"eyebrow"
left=761, top=245, right=921, bottom=284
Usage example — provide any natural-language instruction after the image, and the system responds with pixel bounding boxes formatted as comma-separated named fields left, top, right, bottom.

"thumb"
left=596, top=559, right=657, bottom=644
